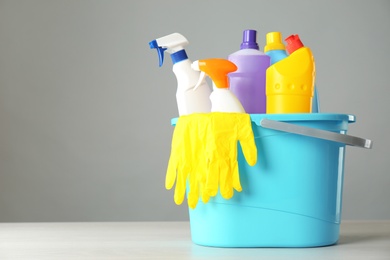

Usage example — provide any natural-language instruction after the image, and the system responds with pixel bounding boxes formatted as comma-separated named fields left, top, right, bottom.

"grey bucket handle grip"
left=260, top=118, right=372, bottom=149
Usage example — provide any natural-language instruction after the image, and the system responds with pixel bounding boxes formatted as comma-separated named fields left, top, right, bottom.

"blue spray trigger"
left=157, top=47, right=167, bottom=67
left=149, top=40, right=167, bottom=67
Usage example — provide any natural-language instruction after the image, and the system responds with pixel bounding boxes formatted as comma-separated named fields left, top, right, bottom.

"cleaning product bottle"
left=192, top=59, right=245, bottom=113
left=264, top=32, right=289, bottom=65
left=265, top=32, right=319, bottom=113
left=149, top=33, right=211, bottom=116
left=227, top=29, right=270, bottom=114
left=285, top=35, right=320, bottom=113
left=265, top=34, right=315, bottom=114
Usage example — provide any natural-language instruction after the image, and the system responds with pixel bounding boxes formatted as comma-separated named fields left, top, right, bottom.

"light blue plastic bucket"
left=173, top=113, right=372, bottom=248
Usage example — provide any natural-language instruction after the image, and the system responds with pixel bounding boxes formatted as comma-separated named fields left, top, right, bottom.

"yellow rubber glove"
left=166, top=113, right=257, bottom=209
left=165, top=114, right=210, bottom=209
left=204, top=112, right=257, bottom=200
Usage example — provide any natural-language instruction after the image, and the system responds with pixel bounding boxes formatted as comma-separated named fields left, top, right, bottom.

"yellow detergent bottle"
left=266, top=34, right=315, bottom=114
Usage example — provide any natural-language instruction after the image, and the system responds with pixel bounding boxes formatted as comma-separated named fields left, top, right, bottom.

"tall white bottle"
left=192, top=59, right=245, bottom=113
left=149, top=33, right=211, bottom=116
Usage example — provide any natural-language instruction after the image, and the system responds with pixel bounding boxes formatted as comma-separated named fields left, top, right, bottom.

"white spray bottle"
left=149, top=33, right=211, bottom=116
left=192, top=59, right=245, bottom=113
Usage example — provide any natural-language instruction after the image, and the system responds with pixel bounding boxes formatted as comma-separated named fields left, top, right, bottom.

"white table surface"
left=0, top=221, right=389, bottom=260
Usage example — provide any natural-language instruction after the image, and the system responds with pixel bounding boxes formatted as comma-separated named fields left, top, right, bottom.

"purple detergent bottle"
left=228, top=29, right=270, bottom=114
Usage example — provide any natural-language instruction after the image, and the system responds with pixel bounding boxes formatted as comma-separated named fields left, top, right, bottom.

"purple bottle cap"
left=240, top=29, right=259, bottom=50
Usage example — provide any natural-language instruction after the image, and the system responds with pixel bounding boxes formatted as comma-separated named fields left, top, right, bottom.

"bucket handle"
left=260, top=118, right=372, bottom=149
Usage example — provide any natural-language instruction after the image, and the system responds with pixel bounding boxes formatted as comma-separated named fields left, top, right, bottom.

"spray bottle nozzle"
left=192, top=59, right=237, bottom=91
left=149, top=40, right=167, bottom=67
left=149, top=33, right=189, bottom=67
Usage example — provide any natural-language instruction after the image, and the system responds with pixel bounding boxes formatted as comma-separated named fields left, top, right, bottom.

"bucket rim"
left=249, top=113, right=355, bottom=126
left=171, top=113, right=355, bottom=126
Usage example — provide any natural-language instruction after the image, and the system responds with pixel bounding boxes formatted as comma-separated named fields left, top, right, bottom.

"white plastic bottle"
left=192, top=59, right=245, bottom=113
left=149, top=33, right=211, bottom=116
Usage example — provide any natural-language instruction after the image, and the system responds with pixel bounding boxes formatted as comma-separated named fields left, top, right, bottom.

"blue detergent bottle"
left=264, top=32, right=319, bottom=113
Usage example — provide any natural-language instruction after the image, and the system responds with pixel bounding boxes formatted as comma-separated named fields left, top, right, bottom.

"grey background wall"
left=0, top=0, right=389, bottom=222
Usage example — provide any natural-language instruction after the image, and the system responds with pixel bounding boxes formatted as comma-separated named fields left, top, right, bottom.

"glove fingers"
left=188, top=172, right=199, bottom=209
left=165, top=156, right=178, bottom=190
left=166, top=117, right=188, bottom=190
left=238, top=116, right=258, bottom=166
left=196, top=173, right=210, bottom=204
left=205, top=161, right=220, bottom=197
left=201, top=190, right=210, bottom=203
left=240, top=139, right=257, bottom=166
left=231, top=160, right=242, bottom=192
left=219, top=160, right=233, bottom=199
left=188, top=153, right=201, bottom=209
left=173, top=164, right=188, bottom=205
left=227, top=139, right=242, bottom=192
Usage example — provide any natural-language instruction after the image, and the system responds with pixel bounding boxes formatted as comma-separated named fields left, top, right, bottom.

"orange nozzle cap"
left=198, top=59, right=237, bottom=89
left=285, top=34, right=304, bottom=54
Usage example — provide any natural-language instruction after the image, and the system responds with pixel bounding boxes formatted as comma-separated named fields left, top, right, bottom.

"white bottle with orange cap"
left=192, top=59, right=245, bottom=113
